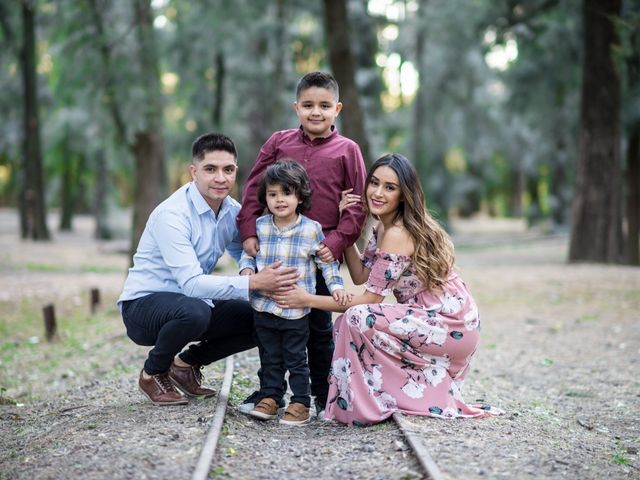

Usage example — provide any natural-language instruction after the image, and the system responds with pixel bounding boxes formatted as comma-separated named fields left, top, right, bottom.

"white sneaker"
left=317, top=409, right=332, bottom=421
left=239, top=402, right=255, bottom=414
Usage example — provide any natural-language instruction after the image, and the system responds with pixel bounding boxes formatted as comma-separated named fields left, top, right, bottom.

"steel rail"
left=191, top=355, right=235, bottom=480
left=393, top=412, right=445, bottom=480
left=190, top=355, right=444, bottom=479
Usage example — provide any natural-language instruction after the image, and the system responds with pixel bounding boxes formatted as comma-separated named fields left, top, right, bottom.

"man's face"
left=293, top=87, right=342, bottom=141
left=190, top=150, right=237, bottom=212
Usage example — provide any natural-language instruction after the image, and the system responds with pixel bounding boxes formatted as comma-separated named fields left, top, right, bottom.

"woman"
left=275, top=153, right=501, bottom=425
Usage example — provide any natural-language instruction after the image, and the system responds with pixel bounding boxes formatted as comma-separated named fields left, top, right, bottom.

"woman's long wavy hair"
left=365, top=153, right=455, bottom=291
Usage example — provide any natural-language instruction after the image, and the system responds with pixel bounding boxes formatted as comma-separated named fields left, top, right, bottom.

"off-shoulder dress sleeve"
left=360, top=233, right=377, bottom=269
left=364, top=250, right=412, bottom=297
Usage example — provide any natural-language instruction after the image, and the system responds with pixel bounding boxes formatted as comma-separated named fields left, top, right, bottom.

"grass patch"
left=24, top=262, right=65, bottom=272
left=611, top=448, right=631, bottom=466
left=23, top=263, right=122, bottom=274
left=0, top=293, right=129, bottom=400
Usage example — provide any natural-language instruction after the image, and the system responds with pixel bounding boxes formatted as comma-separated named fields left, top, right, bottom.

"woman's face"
left=366, top=165, right=403, bottom=220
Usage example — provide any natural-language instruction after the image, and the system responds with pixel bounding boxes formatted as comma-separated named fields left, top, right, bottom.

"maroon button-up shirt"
left=237, top=126, right=367, bottom=259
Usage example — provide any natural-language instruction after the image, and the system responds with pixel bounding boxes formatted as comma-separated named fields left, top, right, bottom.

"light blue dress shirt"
left=117, top=182, right=249, bottom=309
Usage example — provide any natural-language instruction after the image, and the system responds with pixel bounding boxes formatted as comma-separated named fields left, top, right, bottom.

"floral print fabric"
left=325, top=232, right=501, bottom=425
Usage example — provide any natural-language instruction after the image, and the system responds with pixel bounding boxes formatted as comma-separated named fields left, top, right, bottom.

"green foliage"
left=0, top=0, right=632, bottom=234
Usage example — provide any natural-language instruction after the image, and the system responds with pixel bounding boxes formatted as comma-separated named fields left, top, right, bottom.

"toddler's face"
left=293, top=87, right=342, bottom=140
left=266, top=182, right=301, bottom=225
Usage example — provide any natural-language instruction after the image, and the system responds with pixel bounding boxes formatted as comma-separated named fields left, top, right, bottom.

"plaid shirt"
left=239, top=214, right=344, bottom=319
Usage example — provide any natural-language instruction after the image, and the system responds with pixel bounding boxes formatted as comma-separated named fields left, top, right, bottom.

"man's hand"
left=243, top=237, right=260, bottom=257
left=248, top=260, right=299, bottom=292
left=316, top=243, right=335, bottom=263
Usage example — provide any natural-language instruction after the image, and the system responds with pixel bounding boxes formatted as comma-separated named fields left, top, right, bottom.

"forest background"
left=0, top=0, right=638, bottom=265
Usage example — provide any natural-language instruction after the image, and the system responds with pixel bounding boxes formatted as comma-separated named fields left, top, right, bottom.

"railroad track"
left=191, top=355, right=445, bottom=480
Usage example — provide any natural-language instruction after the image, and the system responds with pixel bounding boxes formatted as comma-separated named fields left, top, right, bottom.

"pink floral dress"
left=325, top=230, right=501, bottom=426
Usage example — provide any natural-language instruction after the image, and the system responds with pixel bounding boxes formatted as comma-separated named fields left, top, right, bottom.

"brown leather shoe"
left=168, top=362, right=216, bottom=398
left=138, top=369, right=188, bottom=406
left=279, top=402, right=310, bottom=425
left=249, top=398, right=278, bottom=420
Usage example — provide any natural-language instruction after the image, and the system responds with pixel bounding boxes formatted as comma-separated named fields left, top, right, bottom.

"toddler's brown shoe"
left=169, top=362, right=216, bottom=398
left=279, top=402, right=310, bottom=425
left=138, top=369, right=188, bottom=406
left=249, top=398, right=279, bottom=420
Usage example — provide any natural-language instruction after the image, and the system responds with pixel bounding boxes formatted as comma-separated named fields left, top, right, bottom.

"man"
left=117, top=133, right=298, bottom=405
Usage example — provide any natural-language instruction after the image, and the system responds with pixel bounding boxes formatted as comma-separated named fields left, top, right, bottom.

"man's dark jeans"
left=122, top=292, right=255, bottom=375
left=254, top=311, right=310, bottom=407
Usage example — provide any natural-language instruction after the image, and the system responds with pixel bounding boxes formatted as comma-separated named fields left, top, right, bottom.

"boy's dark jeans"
left=254, top=311, right=311, bottom=407
left=122, top=292, right=255, bottom=375
left=308, top=271, right=333, bottom=406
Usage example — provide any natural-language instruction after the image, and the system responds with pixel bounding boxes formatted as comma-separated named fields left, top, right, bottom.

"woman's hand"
left=339, top=188, right=362, bottom=215
left=272, top=284, right=311, bottom=309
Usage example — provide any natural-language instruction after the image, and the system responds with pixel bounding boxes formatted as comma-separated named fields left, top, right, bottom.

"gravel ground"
left=0, top=211, right=638, bottom=479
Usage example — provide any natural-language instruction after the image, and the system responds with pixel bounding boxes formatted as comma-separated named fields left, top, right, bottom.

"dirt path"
left=0, top=210, right=638, bottom=479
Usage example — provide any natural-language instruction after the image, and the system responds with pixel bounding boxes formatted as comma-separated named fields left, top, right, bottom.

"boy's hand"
left=240, top=268, right=254, bottom=276
left=332, top=289, right=349, bottom=306
left=317, top=243, right=335, bottom=263
left=243, top=237, right=260, bottom=257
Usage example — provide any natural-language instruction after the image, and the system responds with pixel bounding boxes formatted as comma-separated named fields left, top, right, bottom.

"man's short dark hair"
left=257, top=159, right=312, bottom=214
left=191, top=133, right=237, bottom=162
left=296, top=71, right=339, bottom=101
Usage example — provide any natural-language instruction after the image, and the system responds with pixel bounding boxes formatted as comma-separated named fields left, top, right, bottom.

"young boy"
left=237, top=71, right=367, bottom=418
left=239, top=160, right=347, bottom=425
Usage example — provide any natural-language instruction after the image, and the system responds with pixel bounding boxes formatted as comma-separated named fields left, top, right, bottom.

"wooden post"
left=43, top=304, right=57, bottom=342
left=90, top=288, right=101, bottom=314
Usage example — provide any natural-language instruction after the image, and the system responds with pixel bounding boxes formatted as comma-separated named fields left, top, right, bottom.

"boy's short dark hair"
left=191, top=133, right=237, bottom=162
left=257, top=159, right=312, bottom=214
left=296, top=71, right=339, bottom=101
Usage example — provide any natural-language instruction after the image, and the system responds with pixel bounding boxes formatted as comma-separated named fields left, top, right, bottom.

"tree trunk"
left=87, top=0, right=166, bottom=258
left=568, top=0, right=624, bottom=263
left=549, top=143, right=569, bottom=227
left=20, top=1, right=49, bottom=240
left=130, top=0, right=167, bottom=259
left=412, top=0, right=429, bottom=175
left=626, top=122, right=640, bottom=264
left=212, top=51, right=225, bottom=130
left=322, top=0, right=370, bottom=164
left=270, top=0, right=288, bottom=132
left=59, top=150, right=74, bottom=231
left=93, top=148, right=112, bottom=240
left=131, top=131, right=166, bottom=255
left=509, top=166, right=525, bottom=217
left=525, top=173, right=543, bottom=226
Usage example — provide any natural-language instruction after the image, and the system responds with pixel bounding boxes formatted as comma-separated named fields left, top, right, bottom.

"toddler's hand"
left=332, top=289, right=349, bottom=306
left=240, top=268, right=254, bottom=276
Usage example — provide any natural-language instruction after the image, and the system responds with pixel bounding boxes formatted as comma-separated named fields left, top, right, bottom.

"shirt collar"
left=298, top=125, right=338, bottom=145
left=187, top=181, right=232, bottom=218
left=269, top=213, right=302, bottom=233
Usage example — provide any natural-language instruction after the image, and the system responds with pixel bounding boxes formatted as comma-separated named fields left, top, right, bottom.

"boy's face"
left=293, top=87, right=342, bottom=141
left=190, top=150, right=237, bottom=212
left=265, top=182, right=301, bottom=226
